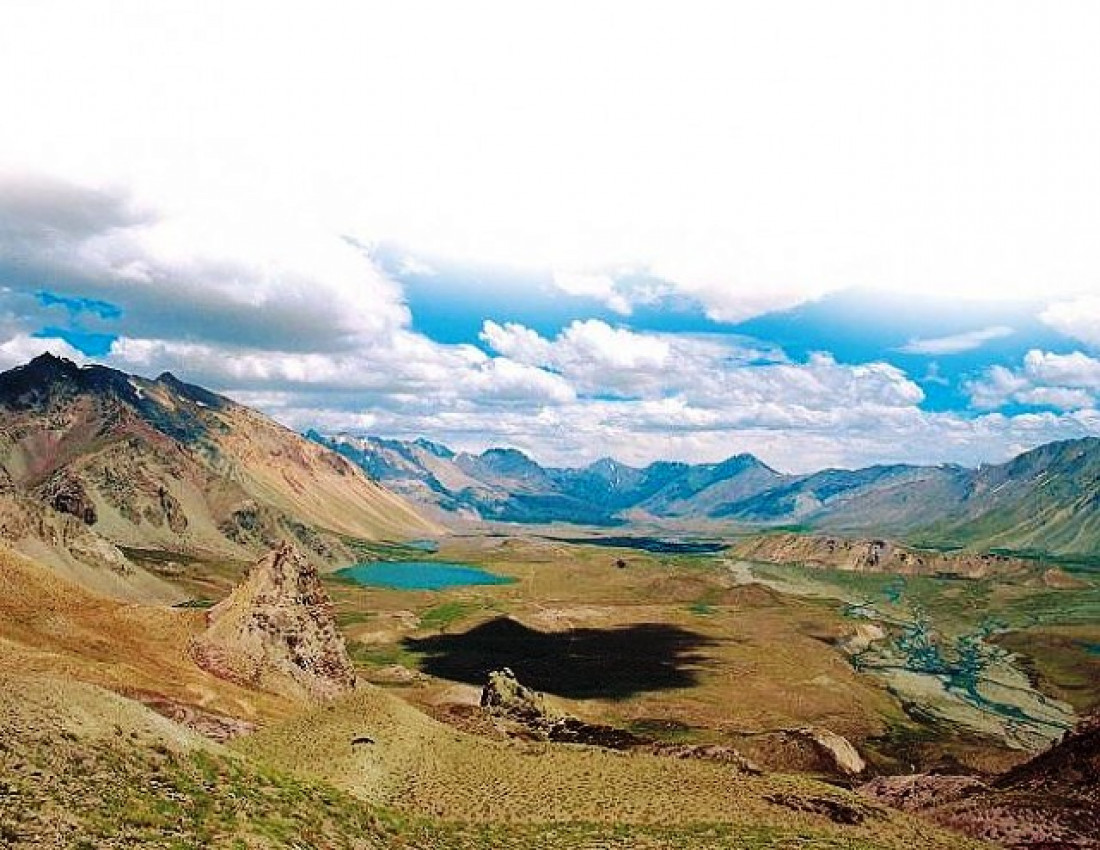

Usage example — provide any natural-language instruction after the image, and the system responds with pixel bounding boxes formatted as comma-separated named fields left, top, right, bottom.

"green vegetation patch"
left=418, top=600, right=480, bottom=632
left=335, top=610, right=374, bottom=627
left=347, top=640, right=423, bottom=671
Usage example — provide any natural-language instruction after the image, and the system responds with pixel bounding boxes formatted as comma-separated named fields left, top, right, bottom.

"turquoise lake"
left=336, top=561, right=515, bottom=590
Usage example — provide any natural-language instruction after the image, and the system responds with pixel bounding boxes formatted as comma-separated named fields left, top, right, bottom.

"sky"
left=2, top=1, right=1100, bottom=472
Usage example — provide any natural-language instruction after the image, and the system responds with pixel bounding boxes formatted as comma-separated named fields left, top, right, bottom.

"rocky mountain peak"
left=413, top=437, right=455, bottom=459
left=714, top=452, right=773, bottom=475
left=0, top=351, right=84, bottom=405
left=155, top=370, right=228, bottom=409
left=27, top=351, right=81, bottom=372
left=191, top=542, right=357, bottom=700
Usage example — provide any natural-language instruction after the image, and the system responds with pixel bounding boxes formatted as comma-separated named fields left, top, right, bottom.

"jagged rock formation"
left=480, top=667, right=552, bottom=722
left=861, top=712, right=1099, bottom=848
left=38, top=473, right=97, bottom=525
left=480, top=667, right=644, bottom=749
left=0, top=491, right=178, bottom=602
left=0, top=354, right=438, bottom=600
left=191, top=543, right=356, bottom=700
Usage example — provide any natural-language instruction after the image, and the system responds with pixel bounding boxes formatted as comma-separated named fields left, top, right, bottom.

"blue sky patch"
left=33, top=290, right=122, bottom=357
left=36, top=290, right=122, bottom=320
left=34, top=326, right=118, bottom=357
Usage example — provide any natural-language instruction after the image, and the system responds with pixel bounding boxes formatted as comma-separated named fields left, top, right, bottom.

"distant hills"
left=306, top=432, right=787, bottom=527
left=0, top=354, right=437, bottom=601
left=309, top=431, right=1100, bottom=557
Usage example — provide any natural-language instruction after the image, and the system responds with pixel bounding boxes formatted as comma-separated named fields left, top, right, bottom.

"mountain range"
left=309, top=431, right=1100, bottom=557
left=0, top=354, right=437, bottom=602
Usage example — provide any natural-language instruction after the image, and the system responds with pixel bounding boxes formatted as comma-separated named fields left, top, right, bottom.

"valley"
left=1, top=357, right=1096, bottom=848
left=319, top=532, right=1095, bottom=774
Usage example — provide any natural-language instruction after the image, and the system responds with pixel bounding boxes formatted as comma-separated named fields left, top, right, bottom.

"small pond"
left=336, top=561, right=515, bottom=591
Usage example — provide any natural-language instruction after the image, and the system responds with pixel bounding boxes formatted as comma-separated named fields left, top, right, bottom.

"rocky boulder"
left=480, top=667, right=551, bottom=722
left=793, top=727, right=866, bottom=776
left=191, top=542, right=356, bottom=700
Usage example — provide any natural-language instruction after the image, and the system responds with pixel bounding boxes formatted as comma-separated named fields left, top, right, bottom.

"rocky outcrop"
left=861, top=712, right=1099, bottom=848
left=792, top=727, right=866, bottom=776
left=478, top=669, right=762, bottom=764
left=191, top=542, right=356, bottom=701
left=39, top=474, right=97, bottom=525
left=481, top=667, right=551, bottom=722
left=130, top=692, right=258, bottom=742
left=724, top=726, right=866, bottom=778
left=734, top=532, right=1034, bottom=579
left=480, top=668, right=644, bottom=749
left=0, top=492, right=180, bottom=603
left=641, top=742, right=762, bottom=773
left=995, top=711, right=1099, bottom=804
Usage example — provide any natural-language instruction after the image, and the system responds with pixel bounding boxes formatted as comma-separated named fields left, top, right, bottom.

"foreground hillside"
left=0, top=671, right=988, bottom=850
left=0, top=354, right=437, bottom=601
left=315, top=432, right=1100, bottom=557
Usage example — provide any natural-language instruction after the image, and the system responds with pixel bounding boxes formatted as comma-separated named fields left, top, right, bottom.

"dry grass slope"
left=238, top=687, right=989, bottom=848
left=0, top=545, right=293, bottom=723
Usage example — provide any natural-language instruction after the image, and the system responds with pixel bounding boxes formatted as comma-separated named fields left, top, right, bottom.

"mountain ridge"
left=0, top=353, right=439, bottom=601
left=311, top=431, right=1100, bottom=556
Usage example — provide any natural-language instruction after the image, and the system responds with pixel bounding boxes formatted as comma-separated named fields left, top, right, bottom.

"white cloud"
left=479, top=321, right=554, bottom=365
left=967, top=349, right=1100, bottom=411
left=967, top=364, right=1031, bottom=410
left=3, top=3, right=1100, bottom=472
left=0, top=334, right=86, bottom=371
left=98, top=311, right=939, bottom=472
left=898, top=326, right=1013, bottom=355
left=398, top=256, right=437, bottom=277
left=1041, top=297, right=1100, bottom=349
left=1022, top=349, right=1100, bottom=388
left=551, top=271, right=632, bottom=315
left=0, top=175, right=411, bottom=354
left=463, top=357, right=576, bottom=405
left=482, top=319, right=678, bottom=397
left=108, top=328, right=576, bottom=411
left=483, top=319, right=922, bottom=411
left=1015, top=386, right=1095, bottom=410
left=556, top=320, right=671, bottom=370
